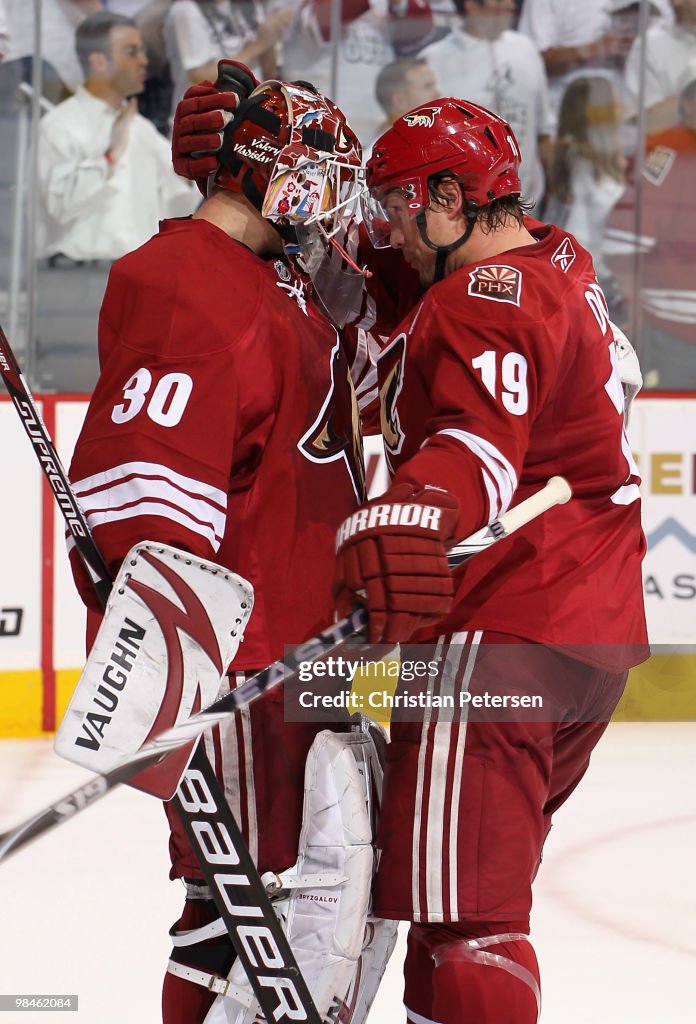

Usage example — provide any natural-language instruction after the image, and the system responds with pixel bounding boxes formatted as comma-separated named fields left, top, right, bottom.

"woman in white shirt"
left=546, top=73, right=628, bottom=321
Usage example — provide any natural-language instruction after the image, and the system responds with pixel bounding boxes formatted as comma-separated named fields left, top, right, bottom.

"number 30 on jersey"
left=111, top=367, right=193, bottom=428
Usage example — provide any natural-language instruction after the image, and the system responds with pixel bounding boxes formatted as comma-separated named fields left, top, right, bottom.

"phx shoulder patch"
left=468, top=265, right=522, bottom=306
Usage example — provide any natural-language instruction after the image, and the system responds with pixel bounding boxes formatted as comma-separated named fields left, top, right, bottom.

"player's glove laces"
left=171, top=60, right=258, bottom=193
left=334, top=484, right=459, bottom=644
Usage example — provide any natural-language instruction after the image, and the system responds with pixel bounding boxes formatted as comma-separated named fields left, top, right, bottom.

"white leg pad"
left=200, top=719, right=397, bottom=1023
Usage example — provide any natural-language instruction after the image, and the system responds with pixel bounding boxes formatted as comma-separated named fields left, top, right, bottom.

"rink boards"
left=0, top=395, right=694, bottom=735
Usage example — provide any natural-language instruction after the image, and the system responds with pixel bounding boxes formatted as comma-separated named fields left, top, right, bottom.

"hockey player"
left=66, top=72, right=368, bottom=1023
left=331, top=100, right=650, bottom=1022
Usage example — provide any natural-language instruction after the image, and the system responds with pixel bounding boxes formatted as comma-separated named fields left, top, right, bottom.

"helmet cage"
left=216, top=80, right=363, bottom=237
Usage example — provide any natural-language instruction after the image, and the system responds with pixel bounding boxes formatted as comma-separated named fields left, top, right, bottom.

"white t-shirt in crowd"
left=2, top=0, right=87, bottom=91
left=105, top=0, right=151, bottom=16
left=38, top=86, right=198, bottom=261
left=518, top=0, right=674, bottom=112
left=545, top=157, right=625, bottom=276
left=625, top=23, right=696, bottom=108
left=422, top=27, right=554, bottom=205
left=282, top=0, right=394, bottom=146
left=0, top=0, right=9, bottom=58
left=164, top=0, right=261, bottom=116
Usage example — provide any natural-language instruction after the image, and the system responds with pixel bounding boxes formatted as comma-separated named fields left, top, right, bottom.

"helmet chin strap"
left=415, top=209, right=477, bottom=284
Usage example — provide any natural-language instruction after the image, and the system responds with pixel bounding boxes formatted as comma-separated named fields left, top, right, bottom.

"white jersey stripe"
left=424, top=642, right=464, bottom=919
left=480, top=465, right=502, bottom=523
left=76, top=477, right=226, bottom=540
left=611, top=483, right=641, bottom=505
left=434, top=429, right=517, bottom=516
left=73, top=460, right=227, bottom=508
left=412, top=636, right=444, bottom=921
left=448, top=632, right=482, bottom=919
left=84, top=502, right=222, bottom=551
left=406, top=1008, right=445, bottom=1024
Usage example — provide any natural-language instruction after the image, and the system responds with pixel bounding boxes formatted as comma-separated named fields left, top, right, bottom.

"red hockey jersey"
left=69, top=217, right=364, bottom=668
left=378, top=221, right=648, bottom=668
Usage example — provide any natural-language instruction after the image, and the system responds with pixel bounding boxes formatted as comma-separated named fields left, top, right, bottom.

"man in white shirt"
left=38, top=10, right=196, bottom=262
left=370, top=54, right=438, bottom=148
left=518, top=0, right=673, bottom=112
left=281, top=0, right=435, bottom=147
left=34, top=10, right=196, bottom=391
left=624, top=0, right=696, bottom=132
left=421, top=0, right=554, bottom=204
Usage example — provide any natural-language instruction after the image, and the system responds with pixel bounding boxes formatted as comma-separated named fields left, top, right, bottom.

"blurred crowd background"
left=0, top=0, right=694, bottom=393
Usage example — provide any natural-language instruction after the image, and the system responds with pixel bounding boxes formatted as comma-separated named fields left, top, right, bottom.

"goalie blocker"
left=55, top=542, right=254, bottom=799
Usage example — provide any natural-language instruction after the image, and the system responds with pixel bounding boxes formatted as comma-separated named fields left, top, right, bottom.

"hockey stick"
left=0, top=322, right=571, bottom=1019
left=0, top=323, right=325, bottom=1024
left=0, top=325, right=111, bottom=606
left=0, top=472, right=571, bottom=864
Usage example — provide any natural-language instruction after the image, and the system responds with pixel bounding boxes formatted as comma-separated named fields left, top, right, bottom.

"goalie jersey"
left=68, top=217, right=364, bottom=668
left=379, top=221, right=648, bottom=669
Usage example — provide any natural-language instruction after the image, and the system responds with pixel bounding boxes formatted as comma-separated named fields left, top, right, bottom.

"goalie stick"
left=0, top=323, right=325, bottom=1024
left=0, top=473, right=572, bottom=865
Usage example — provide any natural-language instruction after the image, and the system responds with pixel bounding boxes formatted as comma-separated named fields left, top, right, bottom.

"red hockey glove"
left=172, top=60, right=258, bottom=194
left=334, top=484, right=459, bottom=644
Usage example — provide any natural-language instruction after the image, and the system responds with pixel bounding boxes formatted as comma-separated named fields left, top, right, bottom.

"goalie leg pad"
left=55, top=541, right=254, bottom=799
left=191, top=719, right=398, bottom=1023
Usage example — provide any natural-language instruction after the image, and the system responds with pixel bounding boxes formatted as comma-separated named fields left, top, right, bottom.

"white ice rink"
left=0, top=723, right=694, bottom=1023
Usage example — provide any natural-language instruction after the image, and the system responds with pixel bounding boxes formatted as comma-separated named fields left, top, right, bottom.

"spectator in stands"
left=136, top=0, right=174, bottom=134
left=0, top=1, right=9, bottom=61
left=609, top=61, right=696, bottom=387
left=281, top=0, right=436, bottom=146
left=518, top=0, right=673, bottom=113
left=421, top=0, right=554, bottom=204
left=0, top=0, right=104, bottom=104
left=625, top=0, right=696, bottom=133
left=164, top=0, right=294, bottom=118
left=545, top=74, right=627, bottom=322
left=108, top=0, right=151, bottom=13
left=371, top=54, right=437, bottom=146
left=38, top=11, right=196, bottom=263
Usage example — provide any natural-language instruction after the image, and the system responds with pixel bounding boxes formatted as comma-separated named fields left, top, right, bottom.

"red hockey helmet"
left=363, top=98, right=522, bottom=247
left=215, top=79, right=362, bottom=234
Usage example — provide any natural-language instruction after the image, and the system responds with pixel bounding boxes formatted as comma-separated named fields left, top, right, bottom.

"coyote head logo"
left=403, top=106, right=442, bottom=128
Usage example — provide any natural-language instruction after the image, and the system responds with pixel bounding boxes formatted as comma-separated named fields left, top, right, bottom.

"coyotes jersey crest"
left=299, top=337, right=366, bottom=501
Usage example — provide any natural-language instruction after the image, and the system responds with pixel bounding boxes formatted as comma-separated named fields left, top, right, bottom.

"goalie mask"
left=361, top=99, right=522, bottom=273
left=215, top=79, right=363, bottom=239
